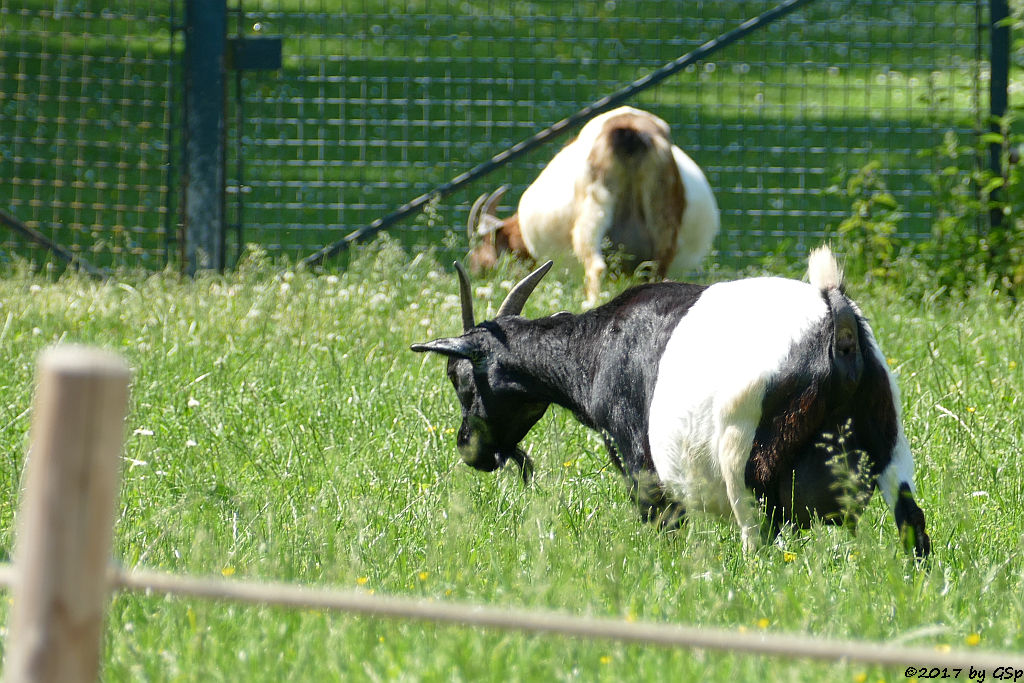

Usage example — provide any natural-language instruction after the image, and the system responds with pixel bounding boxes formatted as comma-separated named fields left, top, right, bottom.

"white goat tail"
left=807, top=244, right=843, bottom=292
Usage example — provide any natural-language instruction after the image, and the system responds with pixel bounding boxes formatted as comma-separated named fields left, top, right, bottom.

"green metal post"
left=989, top=0, right=1011, bottom=231
left=184, top=0, right=227, bottom=274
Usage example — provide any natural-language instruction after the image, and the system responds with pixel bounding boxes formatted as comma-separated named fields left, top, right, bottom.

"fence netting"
left=0, top=2, right=178, bottom=269
left=1, top=1, right=989, bottom=270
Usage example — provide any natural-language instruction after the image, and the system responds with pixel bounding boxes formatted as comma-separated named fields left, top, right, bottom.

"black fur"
left=419, top=281, right=705, bottom=521
left=747, top=293, right=882, bottom=528
left=498, top=282, right=706, bottom=473
left=745, top=290, right=931, bottom=557
left=893, top=482, right=931, bottom=557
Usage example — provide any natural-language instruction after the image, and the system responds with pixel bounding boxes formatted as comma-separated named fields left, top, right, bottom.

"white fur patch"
left=668, top=146, right=720, bottom=273
left=647, top=276, right=829, bottom=526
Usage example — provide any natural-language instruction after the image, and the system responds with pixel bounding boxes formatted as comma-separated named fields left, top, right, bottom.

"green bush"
left=829, top=120, right=1024, bottom=298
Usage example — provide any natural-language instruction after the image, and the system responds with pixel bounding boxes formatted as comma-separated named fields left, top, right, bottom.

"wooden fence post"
left=3, top=346, right=131, bottom=683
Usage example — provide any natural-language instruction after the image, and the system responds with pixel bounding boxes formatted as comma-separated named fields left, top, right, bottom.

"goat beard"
left=499, top=447, right=535, bottom=485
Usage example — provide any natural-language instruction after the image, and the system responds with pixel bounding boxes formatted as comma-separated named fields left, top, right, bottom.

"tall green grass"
left=0, top=241, right=1022, bottom=680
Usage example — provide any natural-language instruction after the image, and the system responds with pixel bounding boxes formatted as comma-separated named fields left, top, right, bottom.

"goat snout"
left=457, top=419, right=499, bottom=470
left=457, top=433, right=533, bottom=483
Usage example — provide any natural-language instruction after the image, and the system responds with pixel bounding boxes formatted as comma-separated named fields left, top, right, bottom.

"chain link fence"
left=0, top=1, right=994, bottom=270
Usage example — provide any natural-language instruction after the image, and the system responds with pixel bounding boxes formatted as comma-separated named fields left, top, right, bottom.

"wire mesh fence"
left=224, top=0, right=987, bottom=268
left=0, top=0, right=993, bottom=270
left=0, top=2, right=179, bottom=269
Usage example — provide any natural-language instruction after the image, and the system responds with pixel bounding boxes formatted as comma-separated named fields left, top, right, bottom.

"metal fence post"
left=184, top=0, right=227, bottom=274
left=989, top=0, right=1011, bottom=231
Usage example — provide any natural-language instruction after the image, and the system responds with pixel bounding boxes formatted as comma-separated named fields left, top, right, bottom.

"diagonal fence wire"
left=0, top=563, right=1021, bottom=671
left=299, top=0, right=818, bottom=268
left=0, top=209, right=106, bottom=279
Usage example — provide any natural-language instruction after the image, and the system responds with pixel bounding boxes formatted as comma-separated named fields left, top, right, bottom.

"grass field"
left=0, top=240, right=1022, bottom=680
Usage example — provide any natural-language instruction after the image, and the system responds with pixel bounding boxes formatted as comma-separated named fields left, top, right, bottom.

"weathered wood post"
left=3, top=347, right=131, bottom=683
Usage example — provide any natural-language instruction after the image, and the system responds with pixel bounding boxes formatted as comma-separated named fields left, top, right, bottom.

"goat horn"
left=467, top=193, right=489, bottom=240
left=453, top=261, right=475, bottom=331
left=482, top=184, right=509, bottom=217
left=496, top=260, right=553, bottom=318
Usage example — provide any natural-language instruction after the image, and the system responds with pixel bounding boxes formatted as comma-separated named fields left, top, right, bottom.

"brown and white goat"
left=467, top=106, right=720, bottom=305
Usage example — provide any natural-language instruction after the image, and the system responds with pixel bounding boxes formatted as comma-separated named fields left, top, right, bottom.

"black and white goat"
left=412, top=247, right=930, bottom=557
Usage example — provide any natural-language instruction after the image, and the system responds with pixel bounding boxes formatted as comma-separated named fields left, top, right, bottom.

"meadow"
left=0, top=240, right=1022, bottom=681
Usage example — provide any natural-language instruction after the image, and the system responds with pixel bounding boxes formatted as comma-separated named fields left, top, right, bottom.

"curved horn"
left=482, top=184, right=509, bottom=217
left=468, top=185, right=512, bottom=238
left=496, top=260, right=553, bottom=318
left=467, top=193, right=489, bottom=240
left=453, top=261, right=475, bottom=331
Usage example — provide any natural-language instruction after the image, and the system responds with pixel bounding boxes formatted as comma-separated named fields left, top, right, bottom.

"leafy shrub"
left=828, top=119, right=1024, bottom=298
left=826, top=160, right=906, bottom=282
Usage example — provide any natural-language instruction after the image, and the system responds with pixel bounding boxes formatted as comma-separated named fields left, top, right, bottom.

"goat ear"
left=410, top=336, right=485, bottom=364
